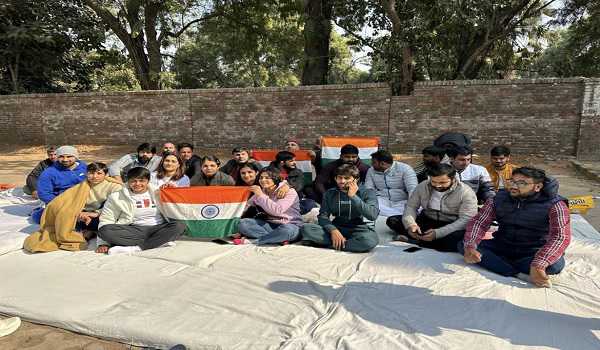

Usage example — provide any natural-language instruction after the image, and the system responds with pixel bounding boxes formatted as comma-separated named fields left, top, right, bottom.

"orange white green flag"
left=160, top=186, right=250, bottom=238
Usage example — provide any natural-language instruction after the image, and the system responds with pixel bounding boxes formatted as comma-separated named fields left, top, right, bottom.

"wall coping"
left=0, top=77, right=596, bottom=100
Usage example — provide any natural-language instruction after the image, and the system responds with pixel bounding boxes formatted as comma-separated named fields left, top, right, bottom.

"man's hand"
left=529, top=265, right=551, bottom=288
left=275, top=183, right=289, bottom=199
left=347, top=180, right=358, bottom=198
left=407, top=224, right=421, bottom=239
left=330, top=229, right=346, bottom=250
left=464, top=247, right=482, bottom=264
left=419, top=229, right=436, bottom=241
left=31, top=190, right=38, bottom=199
left=249, top=185, right=264, bottom=196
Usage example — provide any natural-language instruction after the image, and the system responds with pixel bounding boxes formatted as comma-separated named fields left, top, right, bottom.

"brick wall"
left=0, top=79, right=597, bottom=160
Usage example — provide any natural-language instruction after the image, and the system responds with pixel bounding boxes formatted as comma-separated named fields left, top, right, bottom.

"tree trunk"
left=301, top=0, right=332, bottom=85
left=7, top=53, right=19, bottom=94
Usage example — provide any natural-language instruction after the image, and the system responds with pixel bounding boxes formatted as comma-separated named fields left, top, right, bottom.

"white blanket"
left=0, top=190, right=599, bottom=349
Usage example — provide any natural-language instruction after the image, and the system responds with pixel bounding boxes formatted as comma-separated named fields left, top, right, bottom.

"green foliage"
left=173, top=2, right=303, bottom=88
left=0, top=0, right=104, bottom=94
left=533, top=0, right=600, bottom=77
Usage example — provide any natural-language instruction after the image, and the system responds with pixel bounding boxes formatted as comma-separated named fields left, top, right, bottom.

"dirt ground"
left=0, top=145, right=599, bottom=350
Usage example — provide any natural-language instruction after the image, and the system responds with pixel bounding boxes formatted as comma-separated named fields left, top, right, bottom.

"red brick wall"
left=0, top=79, right=596, bottom=159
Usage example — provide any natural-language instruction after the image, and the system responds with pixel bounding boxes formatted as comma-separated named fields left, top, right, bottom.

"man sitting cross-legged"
left=459, top=167, right=571, bottom=288
left=301, top=164, right=379, bottom=253
left=96, top=167, right=186, bottom=255
left=397, top=164, right=478, bottom=252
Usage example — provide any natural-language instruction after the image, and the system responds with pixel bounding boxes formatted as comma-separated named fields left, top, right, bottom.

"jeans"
left=238, top=218, right=300, bottom=245
left=457, top=240, right=566, bottom=277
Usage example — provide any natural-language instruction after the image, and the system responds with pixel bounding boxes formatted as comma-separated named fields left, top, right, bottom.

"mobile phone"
left=403, top=246, right=423, bottom=253
left=212, top=239, right=231, bottom=245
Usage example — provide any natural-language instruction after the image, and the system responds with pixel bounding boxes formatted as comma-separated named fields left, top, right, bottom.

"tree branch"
left=332, top=19, right=382, bottom=55
left=159, top=11, right=225, bottom=42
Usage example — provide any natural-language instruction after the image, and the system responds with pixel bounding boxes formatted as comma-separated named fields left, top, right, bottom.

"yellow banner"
left=568, top=196, right=595, bottom=214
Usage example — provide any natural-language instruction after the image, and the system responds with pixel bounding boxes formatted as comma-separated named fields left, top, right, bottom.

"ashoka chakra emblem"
left=201, top=205, right=220, bottom=219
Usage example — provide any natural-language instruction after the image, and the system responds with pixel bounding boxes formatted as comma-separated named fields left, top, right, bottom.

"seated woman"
left=150, top=152, right=190, bottom=188
left=190, top=156, right=235, bottom=186
left=23, top=162, right=121, bottom=253
left=236, top=168, right=303, bottom=245
left=96, top=167, right=186, bottom=255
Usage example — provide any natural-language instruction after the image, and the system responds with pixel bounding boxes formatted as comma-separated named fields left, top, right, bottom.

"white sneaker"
left=108, top=245, right=142, bottom=255
left=0, top=317, right=21, bottom=337
left=160, top=241, right=176, bottom=248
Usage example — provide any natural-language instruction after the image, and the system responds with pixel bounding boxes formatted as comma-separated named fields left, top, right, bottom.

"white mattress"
left=0, top=189, right=599, bottom=349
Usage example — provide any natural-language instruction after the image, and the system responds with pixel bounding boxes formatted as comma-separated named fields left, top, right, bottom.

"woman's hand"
left=249, top=185, right=264, bottom=196
left=275, top=183, right=290, bottom=199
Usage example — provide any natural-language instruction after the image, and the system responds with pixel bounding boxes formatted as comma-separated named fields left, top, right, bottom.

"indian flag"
left=160, top=186, right=250, bottom=238
left=320, top=136, right=380, bottom=166
left=253, top=150, right=314, bottom=185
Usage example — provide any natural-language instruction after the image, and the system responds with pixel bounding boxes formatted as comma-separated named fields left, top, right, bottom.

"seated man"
left=459, top=167, right=570, bottom=288
left=365, top=150, right=417, bottom=221
left=162, top=142, right=176, bottom=155
left=314, top=144, right=370, bottom=203
left=485, top=145, right=518, bottom=191
left=268, top=150, right=317, bottom=214
left=108, top=143, right=161, bottom=182
left=414, top=146, right=446, bottom=183
left=23, top=162, right=122, bottom=253
left=34, top=146, right=88, bottom=224
left=268, top=151, right=305, bottom=194
left=448, top=146, right=495, bottom=203
left=97, top=167, right=186, bottom=255
left=177, top=142, right=202, bottom=178
left=23, top=146, right=56, bottom=198
left=301, top=164, right=379, bottom=253
left=220, top=147, right=262, bottom=183
left=398, top=164, right=478, bottom=252
left=37, top=146, right=88, bottom=205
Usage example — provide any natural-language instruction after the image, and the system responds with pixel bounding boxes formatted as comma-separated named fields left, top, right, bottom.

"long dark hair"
left=236, top=162, right=261, bottom=186
left=157, top=152, right=185, bottom=180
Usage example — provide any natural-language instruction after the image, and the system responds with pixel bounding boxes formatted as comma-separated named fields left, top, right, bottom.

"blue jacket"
left=494, top=176, right=566, bottom=253
left=37, top=161, right=88, bottom=204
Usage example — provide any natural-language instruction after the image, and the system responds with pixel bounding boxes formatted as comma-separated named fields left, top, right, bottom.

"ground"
left=0, top=145, right=598, bottom=350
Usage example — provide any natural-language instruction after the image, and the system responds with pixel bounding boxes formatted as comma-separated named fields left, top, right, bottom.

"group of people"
left=21, top=132, right=571, bottom=288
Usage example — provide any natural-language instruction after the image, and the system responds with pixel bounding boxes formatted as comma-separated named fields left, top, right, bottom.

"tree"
left=301, top=0, right=333, bottom=85
left=535, top=0, right=600, bottom=77
left=82, top=0, right=242, bottom=90
left=173, top=1, right=303, bottom=88
left=0, top=0, right=104, bottom=94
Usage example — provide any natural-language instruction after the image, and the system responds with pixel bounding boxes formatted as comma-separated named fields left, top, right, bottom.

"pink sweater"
left=247, top=184, right=303, bottom=226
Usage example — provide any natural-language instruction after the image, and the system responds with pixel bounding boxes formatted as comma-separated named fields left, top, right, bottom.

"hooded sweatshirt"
left=318, top=185, right=379, bottom=233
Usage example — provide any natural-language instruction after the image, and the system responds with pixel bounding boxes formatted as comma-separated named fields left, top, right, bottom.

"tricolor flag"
left=160, top=186, right=250, bottom=238
left=252, top=150, right=314, bottom=185
left=320, top=136, right=380, bottom=166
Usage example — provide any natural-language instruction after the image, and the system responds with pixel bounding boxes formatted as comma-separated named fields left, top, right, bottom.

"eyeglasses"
left=507, top=179, right=534, bottom=188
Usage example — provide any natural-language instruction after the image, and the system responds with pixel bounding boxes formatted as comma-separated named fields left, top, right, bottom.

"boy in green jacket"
left=301, top=164, right=379, bottom=252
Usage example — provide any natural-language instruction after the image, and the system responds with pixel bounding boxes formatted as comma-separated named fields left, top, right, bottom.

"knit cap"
left=55, top=145, right=79, bottom=159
